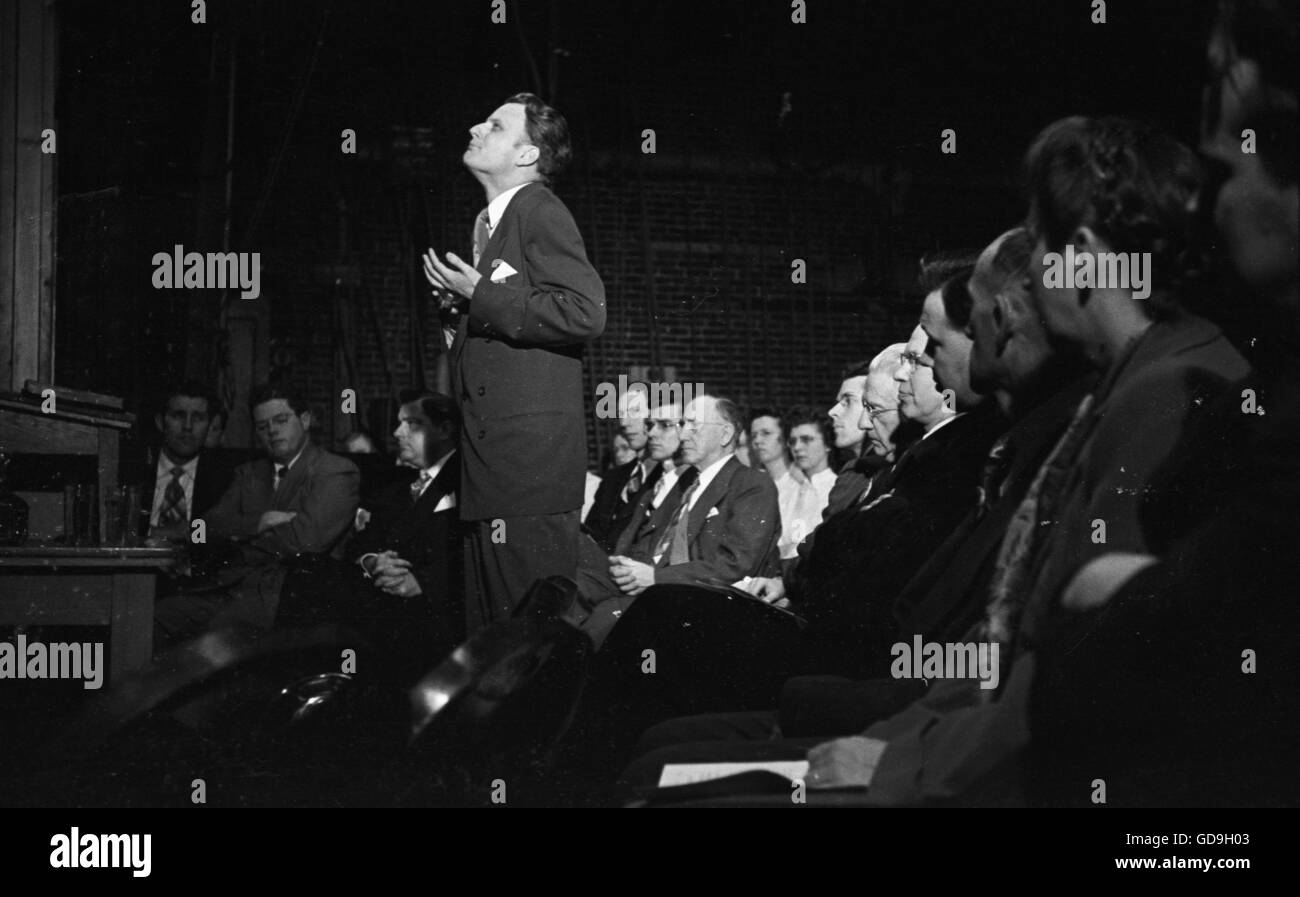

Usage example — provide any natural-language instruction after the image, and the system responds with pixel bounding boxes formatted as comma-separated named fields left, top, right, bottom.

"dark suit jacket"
left=653, top=456, right=781, bottom=587
left=205, top=440, right=360, bottom=560
left=348, top=452, right=463, bottom=603
left=584, top=458, right=658, bottom=553
left=791, top=402, right=1007, bottom=679
left=861, top=313, right=1250, bottom=807
left=615, top=466, right=699, bottom=561
left=451, top=182, right=606, bottom=521
left=131, top=450, right=235, bottom=537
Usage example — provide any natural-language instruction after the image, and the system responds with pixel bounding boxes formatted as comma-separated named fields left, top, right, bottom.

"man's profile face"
left=921, top=289, right=976, bottom=408
left=157, top=395, right=211, bottom=463
left=827, top=376, right=868, bottom=450
left=895, top=321, right=948, bottom=427
left=749, top=416, right=786, bottom=466
left=393, top=402, right=432, bottom=468
left=253, top=399, right=311, bottom=463
left=646, top=405, right=683, bottom=462
left=679, top=397, right=730, bottom=467
left=618, top=417, right=650, bottom=453
left=860, top=372, right=901, bottom=456
left=463, top=102, right=535, bottom=179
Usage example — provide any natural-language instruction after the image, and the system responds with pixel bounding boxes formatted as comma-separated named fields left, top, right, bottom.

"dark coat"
left=450, top=182, right=606, bottom=521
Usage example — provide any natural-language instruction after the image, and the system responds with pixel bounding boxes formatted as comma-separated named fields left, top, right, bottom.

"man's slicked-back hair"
left=1023, top=115, right=1205, bottom=314
left=400, top=389, right=462, bottom=433
left=839, top=359, right=873, bottom=381
left=939, top=273, right=976, bottom=330
left=919, top=250, right=979, bottom=293
left=505, top=92, right=572, bottom=183
left=162, top=380, right=220, bottom=418
left=713, top=396, right=745, bottom=450
left=249, top=381, right=310, bottom=416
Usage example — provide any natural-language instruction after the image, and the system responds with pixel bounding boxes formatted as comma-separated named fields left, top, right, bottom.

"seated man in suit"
left=749, top=283, right=1007, bottom=680
left=576, top=400, right=694, bottom=641
left=132, top=381, right=235, bottom=541
left=619, top=228, right=1094, bottom=778
left=583, top=391, right=654, bottom=552
left=578, top=395, right=780, bottom=647
left=153, top=383, right=360, bottom=647
left=280, top=391, right=464, bottom=682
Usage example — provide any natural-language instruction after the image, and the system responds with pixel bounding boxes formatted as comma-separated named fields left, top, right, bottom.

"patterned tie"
left=623, top=462, right=644, bottom=503
left=411, top=468, right=433, bottom=503
left=471, top=208, right=491, bottom=267
left=655, top=477, right=701, bottom=566
left=974, top=434, right=1015, bottom=521
left=984, top=394, right=1096, bottom=644
left=273, top=463, right=288, bottom=493
left=157, top=466, right=187, bottom=527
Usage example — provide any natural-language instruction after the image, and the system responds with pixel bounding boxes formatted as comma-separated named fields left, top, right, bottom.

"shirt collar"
left=157, top=453, right=200, bottom=477
left=692, top=452, right=735, bottom=496
left=920, top=412, right=963, bottom=441
left=486, top=183, right=532, bottom=233
left=278, top=444, right=307, bottom=473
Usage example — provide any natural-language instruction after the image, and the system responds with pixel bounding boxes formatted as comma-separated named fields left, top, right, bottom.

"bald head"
left=969, top=227, right=1060, bottom=408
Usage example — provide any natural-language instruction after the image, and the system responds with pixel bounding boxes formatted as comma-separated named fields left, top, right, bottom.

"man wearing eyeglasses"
left=605, top=395, right=780, bottom=598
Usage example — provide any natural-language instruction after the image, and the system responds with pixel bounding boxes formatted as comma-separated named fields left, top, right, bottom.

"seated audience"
left=585, top=402, right=654, bottom=552
left=153, top=383, right=360, bottom=646
left=280, top=392, right=465, bottom=681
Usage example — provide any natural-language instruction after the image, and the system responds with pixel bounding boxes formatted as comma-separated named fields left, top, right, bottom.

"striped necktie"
left=655, top=477, right=701, bottom=566
left=471, top=209, right=491, bottom=267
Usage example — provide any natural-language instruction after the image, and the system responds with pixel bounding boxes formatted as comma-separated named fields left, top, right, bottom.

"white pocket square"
left=490, top=260, right=518, bottom=282
left=706, top=507, right=720, bottom=519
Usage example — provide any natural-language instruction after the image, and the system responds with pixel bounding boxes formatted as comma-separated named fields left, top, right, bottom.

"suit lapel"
left=274, top=442, right=318, bottom=511
left=686, top=457, right=738, bottom=543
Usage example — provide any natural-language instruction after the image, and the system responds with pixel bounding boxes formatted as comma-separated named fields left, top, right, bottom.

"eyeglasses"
left=866, top=405, right=898, bottom=422
left=676, top=419, right=724, bottom=432
left=254, top=412, right=296, bottom=434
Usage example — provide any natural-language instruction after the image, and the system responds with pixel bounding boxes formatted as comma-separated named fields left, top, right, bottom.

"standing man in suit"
left=154, top=384, right=359, bottom=645
left=136, top=382, right=234, bottom=540
left=422, top=92, right=606, bottom=632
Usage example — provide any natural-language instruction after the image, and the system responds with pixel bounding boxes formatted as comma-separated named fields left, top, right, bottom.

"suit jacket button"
left=477, top=386, right=485, bottom=396
left=478, top=429, right=486, bottom=439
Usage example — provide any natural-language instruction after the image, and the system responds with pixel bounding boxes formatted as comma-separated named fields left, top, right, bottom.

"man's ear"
left=993, top=293, right=1015, bottom=355
left=299, top=410, right=313, bottom=432
left=516, top=143, right=540, bottom=168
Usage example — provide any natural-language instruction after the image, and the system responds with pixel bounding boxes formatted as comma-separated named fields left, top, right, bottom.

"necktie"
left=273, top=463, right=288, bottom=493
left=984, top=394, right=1096, bottom=645
left=411, top=469, right=433, bottom=503
left=655, top=477, right=700, bottom=566
left=471, top=208, right=491, bottom=267
left=157, top=466, right=187, bottom=526
left=623, top=462, right=644, bottom=503
left=974, top=435, right=1015, bottom=520
left=652, top=470, right=672, bottom=506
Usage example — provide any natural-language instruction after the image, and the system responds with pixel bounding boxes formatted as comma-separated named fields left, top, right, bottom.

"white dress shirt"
left=150, top=454, right=199, bottom=527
